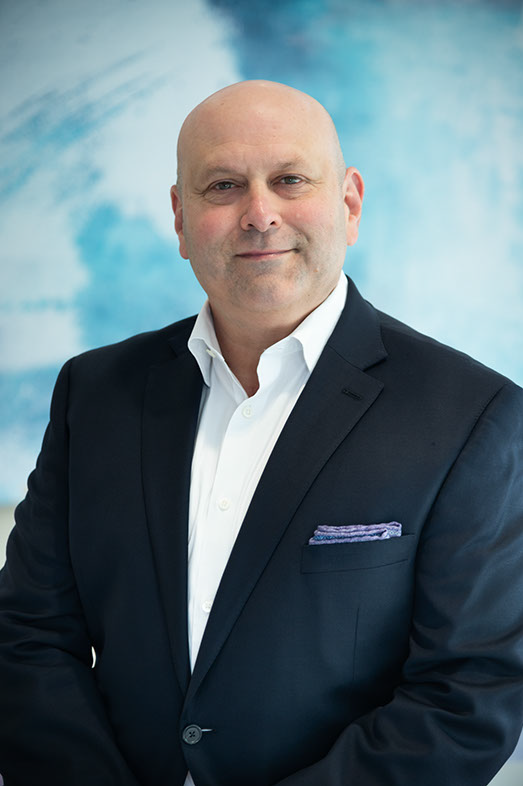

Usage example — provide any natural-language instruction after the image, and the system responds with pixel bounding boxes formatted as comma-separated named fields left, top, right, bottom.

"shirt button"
left=218, top=497, right=230, bottom=511
left=242, top=405, right=253, bottom=418
left=202, top=600, right=213, bottom=613
left=182, top=724, right=203, bottom=745
left=206, top=348, right=217, bottom=358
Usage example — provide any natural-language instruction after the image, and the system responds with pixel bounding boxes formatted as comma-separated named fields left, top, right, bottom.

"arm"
left=0, top=361, right=141, bottom=786
left=276, top=381, right=523, bottom=786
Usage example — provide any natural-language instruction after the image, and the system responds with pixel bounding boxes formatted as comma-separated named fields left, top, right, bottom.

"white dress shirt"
left=183, top=274, right=347, bottom=786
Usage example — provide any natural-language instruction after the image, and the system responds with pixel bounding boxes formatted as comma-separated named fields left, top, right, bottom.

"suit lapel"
left=186, top=278, right=388, bottom=702
left=141, top=323, right=202, bottom=697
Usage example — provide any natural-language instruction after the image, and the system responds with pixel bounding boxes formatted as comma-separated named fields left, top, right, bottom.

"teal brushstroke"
left=75, top=204, right=205, bottom=349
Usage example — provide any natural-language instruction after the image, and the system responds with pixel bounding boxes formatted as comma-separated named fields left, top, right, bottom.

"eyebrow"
left=198, top=159, right=310, bottom=180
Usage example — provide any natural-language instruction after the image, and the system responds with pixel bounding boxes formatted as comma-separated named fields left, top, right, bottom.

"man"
left=1, top=80, right=523, bottom=786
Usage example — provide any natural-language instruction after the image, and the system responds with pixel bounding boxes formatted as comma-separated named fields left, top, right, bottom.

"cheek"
left=291, top=201, right=349, bottom=271
left=184, top=211, right=236, bottom=288
left=289, top=199, right=344, bottom=236
left=185, top=209, right=235, bottom=254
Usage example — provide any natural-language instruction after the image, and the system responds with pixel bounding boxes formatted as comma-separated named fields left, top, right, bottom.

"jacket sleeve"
left=275, top=381, right=523, bottom=786
left=0, top=360, right=141, bottom=786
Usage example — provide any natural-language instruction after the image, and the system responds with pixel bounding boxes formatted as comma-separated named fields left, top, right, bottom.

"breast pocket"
left=300, top=533, right=416, bottom=573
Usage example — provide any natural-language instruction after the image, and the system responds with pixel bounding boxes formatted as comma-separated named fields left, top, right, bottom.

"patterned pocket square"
left=308, top=522, right=402, bottom=545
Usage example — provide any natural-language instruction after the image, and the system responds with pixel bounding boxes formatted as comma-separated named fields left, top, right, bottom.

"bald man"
left=1, top=81, right=523, bottom=786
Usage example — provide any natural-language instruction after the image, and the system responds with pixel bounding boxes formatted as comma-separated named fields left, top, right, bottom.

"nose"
left=240, top=186, right=282, bottom=232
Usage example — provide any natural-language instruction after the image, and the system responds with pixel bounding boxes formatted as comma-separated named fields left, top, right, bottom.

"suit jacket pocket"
left=300, top=533, right=415, bottom=573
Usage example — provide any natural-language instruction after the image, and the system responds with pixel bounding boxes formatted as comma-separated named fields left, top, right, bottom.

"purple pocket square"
left=308, top=522, right=402, bottom=545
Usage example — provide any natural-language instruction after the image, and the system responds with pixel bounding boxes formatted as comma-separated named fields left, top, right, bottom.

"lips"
left=235, top=249, right=294, bottom=258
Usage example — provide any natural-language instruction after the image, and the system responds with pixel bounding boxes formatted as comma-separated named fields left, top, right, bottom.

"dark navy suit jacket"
left=1, top=277, right=523, bottom=785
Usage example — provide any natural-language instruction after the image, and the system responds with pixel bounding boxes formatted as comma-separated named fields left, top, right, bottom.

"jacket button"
left=182, top=724, right=203, bottom=745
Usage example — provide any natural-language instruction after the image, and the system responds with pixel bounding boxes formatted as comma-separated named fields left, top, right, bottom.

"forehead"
left=180, top=99, right=336, bottom=183
left=190, top=145, right=322, bottom=183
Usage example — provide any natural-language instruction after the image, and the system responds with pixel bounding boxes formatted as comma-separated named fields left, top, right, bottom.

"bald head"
left=176, top=80, right=345, bottom=189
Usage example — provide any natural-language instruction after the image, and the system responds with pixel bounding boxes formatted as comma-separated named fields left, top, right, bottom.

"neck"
left=208, top=277, right=342, bottom=395
left=211, top=308, right=307, bottom=397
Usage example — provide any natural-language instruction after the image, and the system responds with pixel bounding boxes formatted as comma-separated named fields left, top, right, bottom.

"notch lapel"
left=142, top=326, right=202, bottom=697
left=186, top=278, right=388, bottom=702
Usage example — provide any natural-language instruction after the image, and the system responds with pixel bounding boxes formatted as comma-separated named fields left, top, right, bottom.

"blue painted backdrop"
left=1, top=0, right=523, bottom=506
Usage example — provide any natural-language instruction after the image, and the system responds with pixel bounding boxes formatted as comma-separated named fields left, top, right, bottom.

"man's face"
left=171, top=86, right=363, bottom=328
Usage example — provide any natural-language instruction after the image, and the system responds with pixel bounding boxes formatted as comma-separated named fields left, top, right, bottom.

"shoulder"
left=378, top=307, right=512, bottom=381
left=57, top=315, right=198, bottom=402
left=373, top=307, right=523, bottom=421
left=338, top=277, right=520, bottom=401
left=72, top=315, right=195, bottom=370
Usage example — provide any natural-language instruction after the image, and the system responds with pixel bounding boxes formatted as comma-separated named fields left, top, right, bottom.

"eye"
left=203, top=179, right=241, bottom=203
left=279, top=175, right=303, bottom=185
left=212, top=181, right=236, bottom=191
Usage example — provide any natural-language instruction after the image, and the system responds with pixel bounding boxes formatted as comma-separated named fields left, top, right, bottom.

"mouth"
left=235, top=249, right=295, bottom=260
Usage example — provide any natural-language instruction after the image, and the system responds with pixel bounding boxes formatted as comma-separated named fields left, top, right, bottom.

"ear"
left=170, top=184, right=189, bottom=260
left=342, top=167, right=365, bottom=247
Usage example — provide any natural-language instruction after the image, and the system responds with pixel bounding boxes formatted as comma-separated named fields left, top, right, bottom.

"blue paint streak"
left=0, top=55, right=165, bottom=200
left=75, top=204, right=205, bottom=348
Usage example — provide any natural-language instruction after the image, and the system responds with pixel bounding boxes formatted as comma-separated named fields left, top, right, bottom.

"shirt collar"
left=188, top=273, right=348, bottom=384
left=188, top=301, right=222, bottom=387
left=290, top=273, right=347, bottom=372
